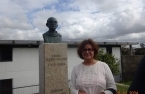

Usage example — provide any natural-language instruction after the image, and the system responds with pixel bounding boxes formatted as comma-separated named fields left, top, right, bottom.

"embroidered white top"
left=70, top=61, right=117, bottom=94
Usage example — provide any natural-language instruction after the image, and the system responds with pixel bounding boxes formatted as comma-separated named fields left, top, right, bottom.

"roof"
left=0, top=40, right=138, bottom=46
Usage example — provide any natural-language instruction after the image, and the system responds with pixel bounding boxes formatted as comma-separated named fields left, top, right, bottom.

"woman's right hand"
left=78, top=90, right=87, bottom=94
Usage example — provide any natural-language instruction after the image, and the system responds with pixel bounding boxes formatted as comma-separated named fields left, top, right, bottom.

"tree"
left=96, top=50, right=120, bottom=75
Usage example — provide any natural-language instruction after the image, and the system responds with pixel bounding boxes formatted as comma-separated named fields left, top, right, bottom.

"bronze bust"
left=43, top=17, right=62, bottom=43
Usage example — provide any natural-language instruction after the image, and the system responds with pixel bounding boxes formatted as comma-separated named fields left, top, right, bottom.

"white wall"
left=112, top=47, right=121, bottom=71
left=67, top=48, right=83, bottom=80
left=112, top=47, right=122, bottom=82
left=0, top=48, right=39, bottom=94
left=99, top=47, right=106, bottom=53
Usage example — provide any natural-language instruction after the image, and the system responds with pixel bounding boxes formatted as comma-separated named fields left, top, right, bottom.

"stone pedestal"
left=39, top=43, right=69, bottom=94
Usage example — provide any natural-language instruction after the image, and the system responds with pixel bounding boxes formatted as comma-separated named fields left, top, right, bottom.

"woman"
left=70, top=39, right=116, bottom=94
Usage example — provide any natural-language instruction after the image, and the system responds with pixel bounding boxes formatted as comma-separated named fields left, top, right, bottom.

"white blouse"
left=70, top=61, right=116, bottom=94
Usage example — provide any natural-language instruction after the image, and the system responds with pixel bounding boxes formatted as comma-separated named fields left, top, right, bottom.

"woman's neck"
left=83, top=59, right=97, bottom=65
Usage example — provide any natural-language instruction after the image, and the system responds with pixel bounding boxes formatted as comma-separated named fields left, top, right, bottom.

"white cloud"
left=0, top=0, right=145, bottom=44
left=0, top=16, right=32, bottom=30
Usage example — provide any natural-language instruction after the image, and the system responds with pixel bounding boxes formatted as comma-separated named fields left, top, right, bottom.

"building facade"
left=0, top=40, right=138, bottom=94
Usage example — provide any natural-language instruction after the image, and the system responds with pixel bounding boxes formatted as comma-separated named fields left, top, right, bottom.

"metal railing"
left=0, top=85, right=39, bottom=94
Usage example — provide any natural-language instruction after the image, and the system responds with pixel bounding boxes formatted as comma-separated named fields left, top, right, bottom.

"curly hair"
left=77, top=39, right=99, bottom=59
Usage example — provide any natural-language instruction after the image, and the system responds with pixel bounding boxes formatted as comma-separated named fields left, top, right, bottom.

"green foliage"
left=96, top=50, right=120, bottom=75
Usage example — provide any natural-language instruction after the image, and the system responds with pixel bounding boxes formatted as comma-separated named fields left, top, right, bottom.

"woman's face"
left=82, top=44, right=94, bottom=60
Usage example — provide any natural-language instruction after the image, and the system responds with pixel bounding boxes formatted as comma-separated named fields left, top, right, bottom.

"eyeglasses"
left=82, top=48, right=93, bottom=52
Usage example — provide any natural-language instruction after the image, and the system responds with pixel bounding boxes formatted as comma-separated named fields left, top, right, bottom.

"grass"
left=119, top=80, right=132, bottom=85
left=116, top=80, right=131, bottom=93
left=117, top=84, right=129, bottom=93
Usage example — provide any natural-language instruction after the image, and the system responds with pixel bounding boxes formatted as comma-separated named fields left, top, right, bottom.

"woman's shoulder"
left=73, top=63, right=83, bottom=69
left=97, top=61, right=109, bottom=67
left=71, top=63, right=83, bottom=74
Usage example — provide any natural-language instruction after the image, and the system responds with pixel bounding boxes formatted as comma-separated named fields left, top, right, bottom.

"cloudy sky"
left=0, top=0, right=145, bottom=45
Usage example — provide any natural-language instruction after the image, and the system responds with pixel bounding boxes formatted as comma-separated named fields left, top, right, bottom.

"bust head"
left=43, top=17, right=62, bottom=43
left=46, top=17, right=58, bottom=30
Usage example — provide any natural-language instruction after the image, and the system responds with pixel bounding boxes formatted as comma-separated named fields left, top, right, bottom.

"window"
left=106, top=46, right=112, bottom=54
left=0, top=46, right=12, bottom=62
left=0, top=79, right=13, bottom=94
